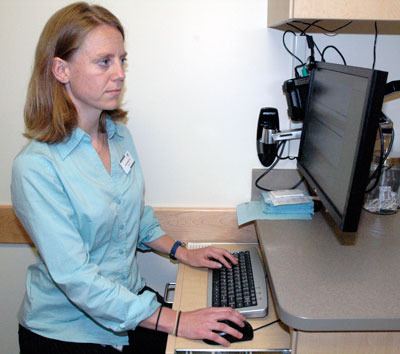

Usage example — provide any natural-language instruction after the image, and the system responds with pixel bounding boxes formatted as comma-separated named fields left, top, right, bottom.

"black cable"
left=255, top=141, right=304, bottom=192
left=372, top=21, right=378, bottom=70
left=287, top=22, right=307, bottom=33
left=368, top=124, right=384, bottom=182
left=365, top=124, right=385, bottom=193
left=321, top=45, right=347, bottom=65
left=277, top=148, right=297, bottom=160
left=276, top=140, right=298, bottom=161
left=385, top=126, right=395, bottom=160
left=379, top=116, right=395, bottom=163
left=155, top=306, right=163, bottom=331
left=287, top=25, right=321, bottom=58
left=292, top=20, right=353, bottom=35
left=288, top=20, right=322, bottom=35
left=301, top=20, right=320, bottom=34
left=291, top=176, right=305, bottom=190
left=278, top=155, right=297, bottom=161
left=284, top=20, right=351, bottom=69
left=365, top=118, right=395, bottom=195
left=253, top=319, right=280, bottom=332
left=288, top=23, right=343, bottom=66
left=255, top=142, right=286, bottom=192
left=313, top=41, right=323, bottom=58
left=282, top=30, right=305, bottom=71
left=288, top=27, right=323, bottom=61
left=294, top=63, right=306, bottom=77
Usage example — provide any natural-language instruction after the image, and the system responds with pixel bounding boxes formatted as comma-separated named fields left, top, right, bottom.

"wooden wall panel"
left=0, top=206, right=32, bottom=244
left=0, top=205, right=256, bottom=244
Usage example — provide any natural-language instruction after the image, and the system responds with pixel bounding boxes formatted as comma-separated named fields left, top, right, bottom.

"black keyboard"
left=207, top=247, right=268, bottom=318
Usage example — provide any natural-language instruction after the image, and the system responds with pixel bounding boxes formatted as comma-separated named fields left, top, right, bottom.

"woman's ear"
left=52, top=57, right=70, bottom=84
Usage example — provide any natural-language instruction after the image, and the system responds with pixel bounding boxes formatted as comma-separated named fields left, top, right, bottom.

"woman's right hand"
left=176, top=307, right=246, bottom=347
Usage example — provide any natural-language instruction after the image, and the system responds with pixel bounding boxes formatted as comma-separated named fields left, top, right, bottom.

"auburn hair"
left=24, top=2, right=127, bottom=143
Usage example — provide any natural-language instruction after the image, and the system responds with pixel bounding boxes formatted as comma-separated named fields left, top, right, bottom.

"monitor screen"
left=297, top=62, right=387, bottom=232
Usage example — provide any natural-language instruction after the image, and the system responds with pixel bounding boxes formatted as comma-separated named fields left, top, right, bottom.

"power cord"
left=321, top=45, right=347, bottom=65
left=365, top=118, right=394, bottom=194
left=255, top=141, right=285, bottom=192
left=295, top=20, right=377, bottom=69
left=291, top=20, right=353, bottom=35
left=253, top=319, right=280, bottom=332
left=255, top=141, right=304, bottom=192
left=365, top=124, right=385, bottom=193
left=284, top=21, right=349, bottom=75
left=282, top=30, right=305, bottom=77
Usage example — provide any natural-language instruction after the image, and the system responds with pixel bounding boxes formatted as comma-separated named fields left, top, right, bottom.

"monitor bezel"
left=297, top=61, right=388, bottom=232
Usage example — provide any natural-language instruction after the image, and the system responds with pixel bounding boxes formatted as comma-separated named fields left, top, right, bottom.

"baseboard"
left=0, top=205, right=256, bottom=244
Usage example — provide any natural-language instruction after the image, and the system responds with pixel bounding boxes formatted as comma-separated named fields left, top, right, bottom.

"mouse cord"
left=253, top=319, right=280, bottom=332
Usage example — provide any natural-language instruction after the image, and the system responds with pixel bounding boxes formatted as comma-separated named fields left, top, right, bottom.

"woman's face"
left=63, top=25, right=127, bottom=120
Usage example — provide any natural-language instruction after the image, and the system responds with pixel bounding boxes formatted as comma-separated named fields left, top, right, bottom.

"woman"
left=11, top=2, right=245, bottom=353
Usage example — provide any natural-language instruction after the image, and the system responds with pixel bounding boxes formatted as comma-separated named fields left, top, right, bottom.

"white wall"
left=0, top=0, right=291, bottom=207
left=1, top=1, right=400, bottom=353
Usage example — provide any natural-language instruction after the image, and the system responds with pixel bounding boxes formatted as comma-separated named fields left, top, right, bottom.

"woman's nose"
left=113, top=61, right=126, bottom=81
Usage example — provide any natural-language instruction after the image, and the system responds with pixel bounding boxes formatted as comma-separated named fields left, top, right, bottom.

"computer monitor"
left=297, top=62, right=388, bottom=232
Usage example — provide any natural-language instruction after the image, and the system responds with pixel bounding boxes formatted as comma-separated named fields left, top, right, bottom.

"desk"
left=166, top=169, right=400, bottom=353
left=254, top=169, right=400, bottom=353
left=257, top=212, right=400, bottom=332
left=257, top=213, right=400, bottom=353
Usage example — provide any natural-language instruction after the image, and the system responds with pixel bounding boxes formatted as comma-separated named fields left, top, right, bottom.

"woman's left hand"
left=176, top=246, right=238, bottom=269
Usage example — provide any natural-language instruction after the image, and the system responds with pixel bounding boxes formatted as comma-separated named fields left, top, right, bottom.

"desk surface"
left=256, top=208, right=400, bottom=331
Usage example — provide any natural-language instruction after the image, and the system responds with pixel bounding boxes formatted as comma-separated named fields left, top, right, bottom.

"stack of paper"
left=236, top=189, right=314, bottom=226
left=261, top=190, right=314, bottom=219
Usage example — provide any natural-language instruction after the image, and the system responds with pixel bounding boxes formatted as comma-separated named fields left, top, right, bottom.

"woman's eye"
left=99, top=58, right=111, bottom=67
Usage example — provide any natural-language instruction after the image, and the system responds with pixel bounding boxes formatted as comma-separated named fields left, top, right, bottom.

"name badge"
left=119, top=151, right=135, bottom=174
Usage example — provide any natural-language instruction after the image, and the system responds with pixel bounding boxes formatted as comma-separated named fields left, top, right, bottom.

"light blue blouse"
left=11, top=119, right=165, bottom=346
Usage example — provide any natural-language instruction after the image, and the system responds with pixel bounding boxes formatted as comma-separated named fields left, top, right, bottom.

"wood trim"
left=0, top=205, right=32, bottom=244
left=0, top=205, right=256, bottom=244
left=154, top=207, right=256, bottom=243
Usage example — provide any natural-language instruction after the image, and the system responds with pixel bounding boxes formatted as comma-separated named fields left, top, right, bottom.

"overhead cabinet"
left=268, top=0, right=400, bottom=34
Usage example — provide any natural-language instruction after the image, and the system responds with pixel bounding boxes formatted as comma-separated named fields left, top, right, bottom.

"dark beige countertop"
left=253, top=169, right=400, bottom=331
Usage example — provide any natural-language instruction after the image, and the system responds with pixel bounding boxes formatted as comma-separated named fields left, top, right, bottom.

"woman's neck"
left=80, top=115, right=111, bottom=173
left=78, top=113, right=103, bottom=140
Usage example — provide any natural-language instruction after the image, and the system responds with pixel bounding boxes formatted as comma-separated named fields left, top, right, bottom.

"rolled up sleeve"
left=137, top=206, right=166, bottom=251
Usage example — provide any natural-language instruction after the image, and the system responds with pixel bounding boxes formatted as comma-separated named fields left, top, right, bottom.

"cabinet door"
left=292, top=329, right=400, bottom=354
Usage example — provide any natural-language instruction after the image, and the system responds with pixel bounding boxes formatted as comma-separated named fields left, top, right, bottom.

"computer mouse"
left=203, top=320, right=254, bottom=345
